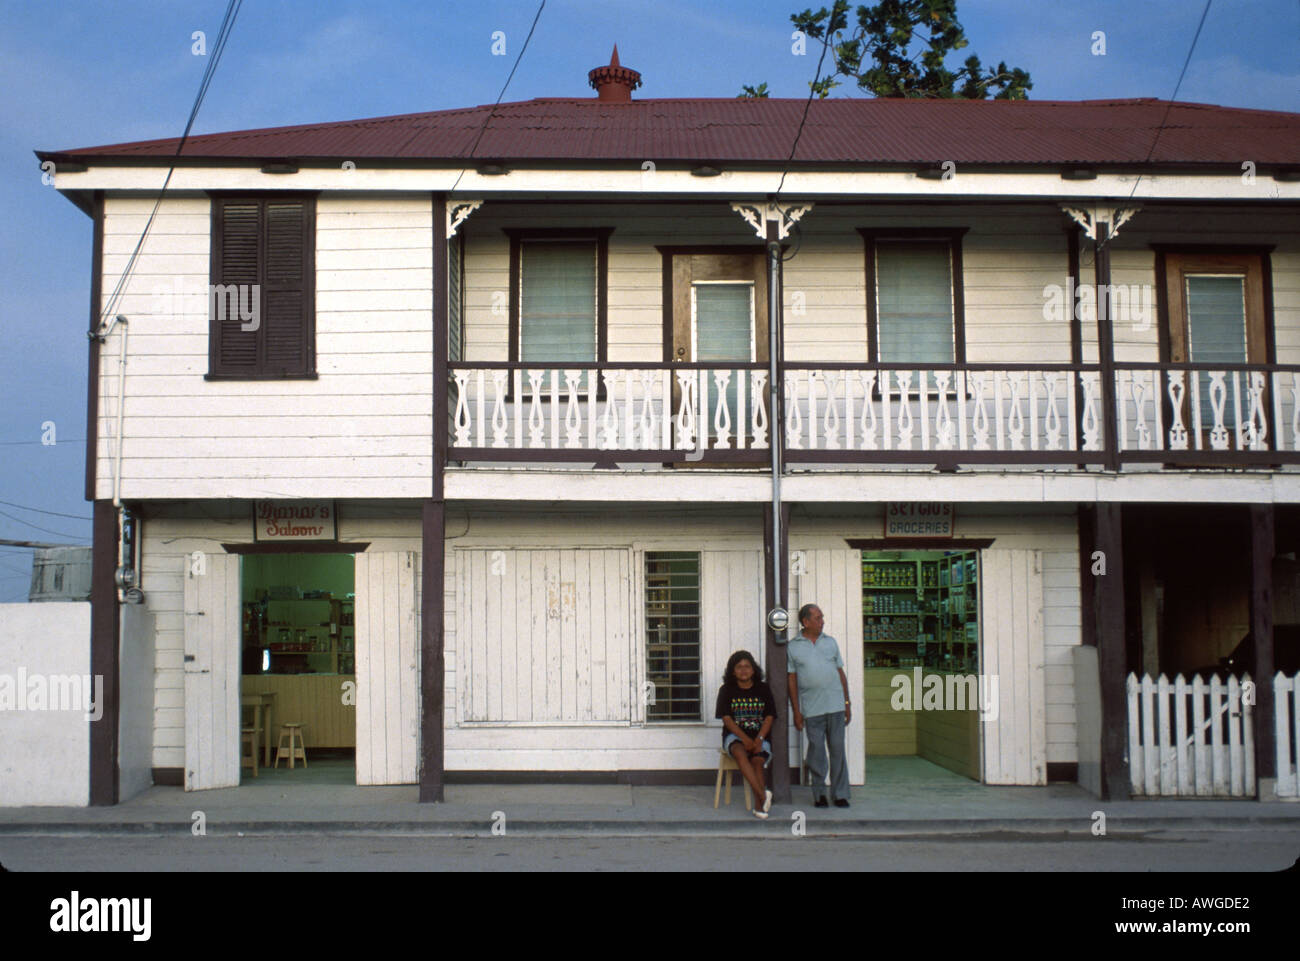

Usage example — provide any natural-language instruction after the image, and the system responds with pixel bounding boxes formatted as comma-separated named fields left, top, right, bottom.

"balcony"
left=446, top=362, right=1300, bottom=470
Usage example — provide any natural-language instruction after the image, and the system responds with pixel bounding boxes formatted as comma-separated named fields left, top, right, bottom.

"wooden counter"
left=241, top=675, right=356, bottom=748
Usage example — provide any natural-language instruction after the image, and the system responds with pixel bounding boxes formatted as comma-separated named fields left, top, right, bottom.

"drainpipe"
left=93, top=314, right=130, bottom=599
left=766, top=232, right=786, bottom=636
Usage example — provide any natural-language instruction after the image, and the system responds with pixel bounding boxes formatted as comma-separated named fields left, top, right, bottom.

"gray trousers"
left=804, top=711, right=850, bottom=801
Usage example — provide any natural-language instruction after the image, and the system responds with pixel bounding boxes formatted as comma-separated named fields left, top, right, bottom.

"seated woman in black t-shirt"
left=714, top=649, right=777, bottom=818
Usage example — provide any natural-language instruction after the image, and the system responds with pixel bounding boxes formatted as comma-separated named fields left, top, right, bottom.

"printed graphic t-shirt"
left=714, top=680, right=778, bottom=746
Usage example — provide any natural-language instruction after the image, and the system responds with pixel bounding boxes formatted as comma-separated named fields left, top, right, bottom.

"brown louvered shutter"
left=209, top=196, right=314, bottom=377
left=214, top=203, right=260, bottom=373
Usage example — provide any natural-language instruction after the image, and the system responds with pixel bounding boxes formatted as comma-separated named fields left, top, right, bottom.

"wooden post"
left=421, top=192, right=448, bottom=802
left=1091, top=502, right=1130, bottom=800
left=765, top=502, right=792, bottom=803
left=89, top=499, right=121, bottom=805
left=1250, top=504, right=1276, bottom=784
left=1095, top=222, right=1121, bottom=472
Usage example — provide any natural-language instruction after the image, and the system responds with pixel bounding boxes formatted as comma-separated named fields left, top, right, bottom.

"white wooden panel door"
left=701, top=551, right=764, bottom=726
left=789, top=548, right=866, bottom=786
left=355, top=551, right=421, bottom=785
left=183, top=552, right=240, bottom=791
left=457, top=549, right=632, bottom=723
left=981, top=548, right=1047, bottom=785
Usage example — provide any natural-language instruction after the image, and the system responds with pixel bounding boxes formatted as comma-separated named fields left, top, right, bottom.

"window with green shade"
left=519, top=240, right=597, bottom=364
left=872, top=239, right=957, bottom=365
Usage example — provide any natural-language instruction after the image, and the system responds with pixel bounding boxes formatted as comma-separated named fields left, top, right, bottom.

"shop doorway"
left=239, top=553, right=356, bottom=785
left=861, top=549, right=983, bottom=781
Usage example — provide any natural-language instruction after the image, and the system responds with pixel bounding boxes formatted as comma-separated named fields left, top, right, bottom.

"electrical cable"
left=0, top=508, right=88, bottom=540
left=448, top=0, right=546, bottom=196
left=774, top=18, right=835, bottom=201
left=0, top=499, right=92, bottom=521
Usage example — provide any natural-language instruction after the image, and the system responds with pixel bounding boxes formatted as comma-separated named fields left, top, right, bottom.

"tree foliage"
left=740, top=0, right=1031, bottom=100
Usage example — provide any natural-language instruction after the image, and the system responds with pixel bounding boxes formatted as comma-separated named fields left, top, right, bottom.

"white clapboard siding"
left=355, top=551, right=421, bottom=785
left=981, top=549, right=1046, bottom=785
left=789, top=547, right=867, bottom=786
left=183, top=552, right=240, bottom=791
left=701, top=550, right=765, bottom=718
left=457, top=548, right=633, bottom=724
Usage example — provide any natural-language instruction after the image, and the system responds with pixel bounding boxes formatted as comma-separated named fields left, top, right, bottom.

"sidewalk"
left=2, top=759, right=1297, bottom=838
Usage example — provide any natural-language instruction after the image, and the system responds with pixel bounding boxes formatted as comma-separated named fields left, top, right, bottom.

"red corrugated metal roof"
left=42, top=97, right=1300, bottom=166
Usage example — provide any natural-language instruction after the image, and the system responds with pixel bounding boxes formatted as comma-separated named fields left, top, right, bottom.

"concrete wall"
left=0, top=603, right=93, bottom=806
left=118, top=603, right=155, bottom=801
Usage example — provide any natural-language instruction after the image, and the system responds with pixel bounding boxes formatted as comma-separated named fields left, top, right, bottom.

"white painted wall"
left=118, top=603, right=155, bottom=801
left=96, top=192, right=433, bottom=501
left=0, top=603, right=92, bottom=806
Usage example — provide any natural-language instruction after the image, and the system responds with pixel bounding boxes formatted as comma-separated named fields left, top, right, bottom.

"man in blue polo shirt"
left=787, top=603, right=851, bottom=807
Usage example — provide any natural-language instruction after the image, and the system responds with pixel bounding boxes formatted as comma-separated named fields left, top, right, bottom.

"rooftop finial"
left=588, top=45, right=641, bottom=102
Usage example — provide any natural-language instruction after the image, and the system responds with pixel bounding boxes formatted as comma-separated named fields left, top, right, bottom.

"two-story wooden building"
left=39, top=51, right=1300, bottom=804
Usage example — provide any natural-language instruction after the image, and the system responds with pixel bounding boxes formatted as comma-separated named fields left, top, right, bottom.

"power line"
left=1126, top=0, right=1213, bottom=202
left=0, top=509, right=87, bottom=540
left=448, top=0, right=546, bottom=195
left=0, top=438, right=87, bottom=447
left=0, top=499, right=91, bottom=521
left=97, top=0, right=246, bottom=329
left=774, top=17, right=836, bottom=200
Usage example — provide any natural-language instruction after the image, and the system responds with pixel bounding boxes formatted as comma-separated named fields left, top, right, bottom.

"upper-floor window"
left=506, top=228, right=611, bottom=371
left=860, top=228, right=967, bottom=365
left=207, top=194, right=316, bottom=379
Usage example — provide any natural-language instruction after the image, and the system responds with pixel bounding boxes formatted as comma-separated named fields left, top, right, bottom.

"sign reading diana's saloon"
left=885, top=503, right=954, bottom=538
left=254, top=500, right=337, bottom=542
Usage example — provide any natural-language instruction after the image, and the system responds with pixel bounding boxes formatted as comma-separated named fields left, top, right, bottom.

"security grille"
left=644, top=552, right=701, bottom=720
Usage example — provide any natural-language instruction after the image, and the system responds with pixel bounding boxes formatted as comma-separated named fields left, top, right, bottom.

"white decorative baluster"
left=712, top=371, right=733, bottom=449
left=601, top=371, right=620, bottom=449
left=993, top=371, right=1004, bottom=451
left=785, top=371, right=803, bottom=449
left=698, top=368, right=710, bottom=450
left=513, top=368, right=523, bottom=447
left=1116, top=370, right=1128, bottom=451
left=563, top=370, right=582, bottom=448
left=880, top=370, right=893, bottom=450
left=823, top=372, right=841, bottom=449
left=1151, top=370, right=1163, bottom=453
left=1191, top=369, right=1204, bottom=450
left=750, top=370, right=768, bottom=449
left=549, top=369, right=559, bottom=448
left=896, top=371, right=913, bottom=449
left=957, top=370, right=968, bottom=450
left=860, top=370, right=878, bottom=450
left=1079, top=372, right=1101, bottom=451
left=934, top=371, right=953, bottom=449
left=527, top=370, right=545, bottom=447
left=475, top=370, right=486, bottom=448
left=661, top=370, right=671, bottom=451
left=1065, top=369, right=1077, bottom=452
left=453, top=371, right=471, bottom=446
left=491, top=371, right=509, bottom=448
left=587, top=368, right=598, bottom=448
left=919, top=370, right=930, bottom=451
left=1131, top=373, right=1150, bottom=450
left=1005, top=372, right=1025, bottom=451
left=971, top=373, right=990, bottom=450
left=675, top=370, right=697, bottom=450
left=736, top=368, right=747, bottom=449
left=1043, top=372, right=1061, bottom=451
left=1289, top=373, right=1300, bottom=453
left=844, top=369, right=855, bottom=449
left=639, top=371, right=658, bottom=450
left=1208, top=372, right=1229, bottom=450
left=1246, top=371, right=1267, bottom=450
left=807, top=371, right=819, bottom=450
left=1232, top=371, right=1243, bottom=450
left=1167, top=371, right=1188, bottom=450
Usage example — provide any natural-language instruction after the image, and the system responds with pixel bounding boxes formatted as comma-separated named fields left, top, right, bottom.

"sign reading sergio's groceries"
left=253, top=500, right=337, bottom=541
left=884, top=502, right=954, bottom=538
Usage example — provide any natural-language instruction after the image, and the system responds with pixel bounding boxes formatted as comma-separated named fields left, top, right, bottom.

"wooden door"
left=355, top=551, right=421, bottom=785
left=669, top=253, right=768, bottom=455
left=184, top=552, right=241, bottom=791
left=1163, top=253, right=1267, bottom=448
left=980, top=548, right=1046, bottom=785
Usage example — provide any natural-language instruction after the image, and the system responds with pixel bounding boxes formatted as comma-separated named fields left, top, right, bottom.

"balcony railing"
left=446, top=362, right=1300, bottom=468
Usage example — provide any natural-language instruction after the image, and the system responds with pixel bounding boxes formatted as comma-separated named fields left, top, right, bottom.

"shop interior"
left=239, top=553, right=356, bottom=782
left=862, top=549, right=982, bottom=781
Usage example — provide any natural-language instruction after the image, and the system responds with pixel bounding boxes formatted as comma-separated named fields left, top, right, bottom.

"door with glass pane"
left=669, top=253, right=768, bottom=456
left=1163, top=253, right=1267, bottom=450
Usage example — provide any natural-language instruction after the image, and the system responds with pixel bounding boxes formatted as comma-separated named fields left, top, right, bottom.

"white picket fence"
left=1275, top=672, right=1300, bottom=798
left=1126, top=673, right=1255, bottom=797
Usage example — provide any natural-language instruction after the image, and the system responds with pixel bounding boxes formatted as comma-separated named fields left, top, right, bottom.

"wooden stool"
left=274, top=723, right=308, bottom=769
left=240, top=727, right=259, bottom=778
left=713, top=750, right=753, bottom=810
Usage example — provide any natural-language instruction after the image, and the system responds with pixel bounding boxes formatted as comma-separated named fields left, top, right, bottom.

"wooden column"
left=421, top=192, right=448, bottom=802
left=1094, top=222, right=1121, bottom=472
left=1250, top=504, right=1276, bottom=783
left=764, top=501, right=792, bottom=803
left=89, top=499, right=121, bottom=805
left=1091, top=502, right=1129, bottom=800
left=85, top=191, right=104, bottom=501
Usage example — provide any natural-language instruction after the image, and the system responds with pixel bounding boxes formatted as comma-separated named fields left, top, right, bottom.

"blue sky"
left=0, top=0, right=1297, bottom=598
